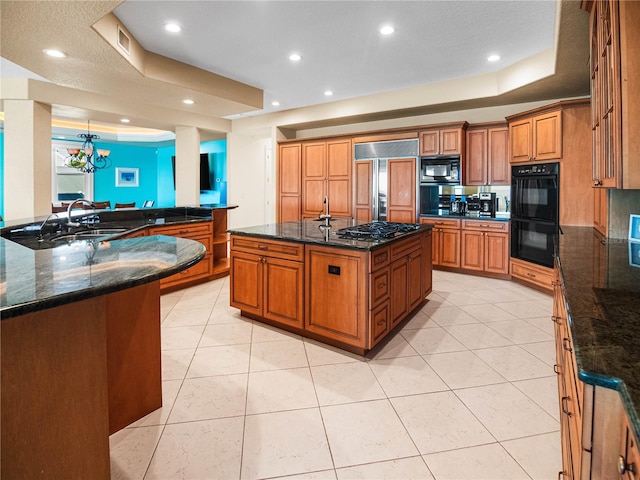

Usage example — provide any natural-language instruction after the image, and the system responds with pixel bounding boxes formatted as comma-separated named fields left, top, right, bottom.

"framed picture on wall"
left=115, top=167, right=139, bottom=187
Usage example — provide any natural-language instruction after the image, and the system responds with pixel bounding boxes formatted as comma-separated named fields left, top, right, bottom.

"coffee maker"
left=478, top=192, right=497, bottom=217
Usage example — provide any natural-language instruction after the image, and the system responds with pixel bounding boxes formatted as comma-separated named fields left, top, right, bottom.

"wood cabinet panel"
left=439, top=229, right=461, bottom=268
left=484, top=232, right=509, bottom=275
left=488, top=127, right=510, bottom=184
left=230, top=251, right=263, bottom=316
left=407, top=249, right=423, bottom=312
left=509, top=119, right=533, bottom=163
left=263, top=256, right=304, bottom=328
left=461, top=230, right=484, bottom=271
left=511, top=257, right=554, bottom=291
left=390, top=257, right=409, bottom=326
left=419, top=125, right=465, bottom=156
left=370, top=301, right=390, bottom=346
left=465, top=129, right=487, bottom=185
left=465, top=125, right=509, bottom=186
left=441, top=128, right=463, bottom=155
left=419, top=130, right=440, bottom=156
left=278, top=143, right=302, bottom=222
left=387, top=157, right=416, bottom=223
left=327, top=178, right=351, bottom=218
left=355, top=160, right=373, bottom=222
left=422, top=230, right=433, bottom=298
left=370, top=268, right=390, bottom=307
left=533, top=111, right=562, bottom=161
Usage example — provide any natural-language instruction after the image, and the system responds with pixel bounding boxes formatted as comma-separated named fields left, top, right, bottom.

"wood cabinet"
left=302, top=139, right=352, bottom=218
left=465, top=124, right=509, bottom=185
left=419, top=123, right=467, bottom=156
left=150, top=221, right=213, bottom=292
left=587, top=0, right=640, bottom=189
left=461, top=219, right=509, bottom=275
left=508, top=110, right=562, bottom=163
left=594, top=187, right=609, bottom=236
left=230, top=236, right=304, bottom=329
left=510, top=257, right=554, bottom=292
left=278, top=143, right=302, bottom=222
left=354, top=160, right=373, bottom=222
left=389, top=235, right=423, bottom=328
left=387, top=157, right=417, bottom=223
left=419, top=217, right=461, bottom=268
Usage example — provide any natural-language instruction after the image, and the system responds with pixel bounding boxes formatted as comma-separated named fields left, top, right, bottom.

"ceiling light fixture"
left=120, top=118, right=130, bottom=123
left=380, top=25, right=395, bottom=35
left=43, top=49, right=66, bottom=58
left=65, top=121, right=111, bottom=173
left=164, top=23, right=182, bottom=33
left=289, top=53, right=302, bottom=62
left=324, top=91, right=334, bottom=97
left=183, top=99, right=195, bottom=105
left=271, top=101, right=280, bottom=106
left=488, top=54, right=501, bottom=62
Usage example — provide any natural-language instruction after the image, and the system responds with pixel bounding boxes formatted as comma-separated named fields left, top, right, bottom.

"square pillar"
left=174, top=126, right=200, bottom=206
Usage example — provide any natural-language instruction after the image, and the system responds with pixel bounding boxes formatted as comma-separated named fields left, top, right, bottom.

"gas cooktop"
left=335, top=221, right=420, bottom=240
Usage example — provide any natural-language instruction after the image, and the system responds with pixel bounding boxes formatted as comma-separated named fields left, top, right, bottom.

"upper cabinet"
left=508, top=110, right=562, bottom=163
left=465, top=123, right=509, bottom=186
left=277, top=143, right=302, bottom=223
left=302, top=139, right=352, bottom=219
left=418, top=123, right=467, bottom=156
left=587, top=0, right=640, bottom=189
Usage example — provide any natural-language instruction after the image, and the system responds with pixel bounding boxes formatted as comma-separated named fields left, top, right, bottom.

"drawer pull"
left=618, top=455, right=635, bottom=476
left=558, top=470, right=566, bottom=480
left=553, top=364, right=561, bottom=375
left=179, top=229, right=190, bottom=234
left=551, top=315, right=560, bottom=324
left=561, top=396, right=572, bottom=417
left=377, top=319, right=386, bottom=326
left=526, top=272, right=537, bottom=278
left=378, top=283, right=386, bottom=289
left=258, top=245, right=268, bottom=250
left=563, top=337, right=573, bottom=353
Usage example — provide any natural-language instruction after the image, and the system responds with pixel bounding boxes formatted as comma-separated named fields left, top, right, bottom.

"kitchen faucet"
left=37, top=213, right=61, bottom=241
left=319, top=196, right=331, bottom=227
left=66, top=199, right=96, bottom=229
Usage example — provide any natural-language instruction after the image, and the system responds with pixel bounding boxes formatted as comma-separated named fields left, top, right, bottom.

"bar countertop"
left=228, top=218, right=432, bottom=251
left=556, top=226, right=640, bottom=437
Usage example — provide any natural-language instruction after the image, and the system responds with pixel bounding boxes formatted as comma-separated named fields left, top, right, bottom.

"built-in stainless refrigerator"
left=353, top=139, right=420, bottom=222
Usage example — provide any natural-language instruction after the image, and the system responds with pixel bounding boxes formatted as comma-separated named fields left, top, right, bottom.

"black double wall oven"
left=510, top=162, right=559, bottom=268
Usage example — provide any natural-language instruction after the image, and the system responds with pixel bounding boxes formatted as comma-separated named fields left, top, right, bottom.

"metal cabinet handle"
left=378, top=283, right=386, bottom=289
left=594, top=180, right=603, bottom=187
left=554, top=364, right=561, bottom=375
left=551, top=315, right=561, bottom=325
left=557, top=471, right=566, bottom=480
left=377, top=319, right=386, bottom=326
left=258, top=245, right=268, bottom=250
left=561, top=396, right=572, bottom=417
left=618, top=455, right=635, bottom=476
left=563, top=337, right=573, bottom=353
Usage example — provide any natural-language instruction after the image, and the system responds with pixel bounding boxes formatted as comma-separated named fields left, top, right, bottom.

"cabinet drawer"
left=230, top=236, right=304, bottom=261
left=462, top=219, right=510, bottom=233
left=510, top=258, right=554, bottom=290
left=160, top=254, right=211, bottom=288
left=370, top=247, right=390, bottom=271
left=370, top=301, right=390, bottom=347
left=420, top=217, right=461, bottom=229
left=370, top=268, right=390, bottom=307
left=151, top=221, right=212, bottom=238
left=389, top=235, right=421, bottom=262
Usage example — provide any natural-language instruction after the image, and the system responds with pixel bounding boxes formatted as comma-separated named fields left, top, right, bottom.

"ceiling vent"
left=117, top=26, right=130, bottom=55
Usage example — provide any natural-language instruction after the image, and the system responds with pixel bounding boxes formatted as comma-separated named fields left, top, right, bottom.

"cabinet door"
left=387, top=157, right=416, bottom=223
left=484, top=232, right=509, bottom=275
left=263, top=257, right=304, bottom=328
left=327, top=139, right=352, bottom=218
left=390, top=257, right=409, bottom=326
left=533, top=111, right=562, bottom=161
left=302, top=142, right=327, bottom=217
left=461, top=230, right=484, bottom=271
left=278, top=143, right=302, bottom=222
left=439, top=229, right=461, bottom=268
left=465, top=129, right=487, bottom=186
left=230, top=251, right=263, bottom=316
left=509, top=118, right=533, bottom=163
left=407, top=249, right=423, bottom=311
left=419, top=130, right=440, bottom=156
left=431, top=229, right=441, bottom=266
left=355, top=160, right=373, bottom=222
left=422, top=231, right=433, bottom=298
left=440, top=128, right=463, bottom=155
left=488, top=127, right=510, bottom=185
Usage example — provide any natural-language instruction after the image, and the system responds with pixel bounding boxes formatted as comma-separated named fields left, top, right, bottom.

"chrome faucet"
left=38, top=213, right=60, bottom=241
left=66, top=199, right=96, bottom=228
left=319, top=196, right=332, bottom=227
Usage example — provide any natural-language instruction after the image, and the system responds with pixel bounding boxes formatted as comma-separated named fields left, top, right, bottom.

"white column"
left=4, top=100, right=52, bottom=220
left=174, top=126, right=200, bottom=206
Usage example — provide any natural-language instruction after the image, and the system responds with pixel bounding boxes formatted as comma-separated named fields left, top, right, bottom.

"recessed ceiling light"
left=324, top=90, right=334, bottom=97
left=120, top=118, right=130, bottom=123
left=164, top=23, right=182, bottom=33
left=43, top=49, right=66, bottom=58
left=183, top=99, right=195, bottom=105
left=56, top=136, right=66, bottom=139
left=380, top=25, right=395, bottom=35
left=271, top=101, right=280, bottom=106
left=289, top=53, right=302, bottom=62
left=488, top=54, right=501, bottom=62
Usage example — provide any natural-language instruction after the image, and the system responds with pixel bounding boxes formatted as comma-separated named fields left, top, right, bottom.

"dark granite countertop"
left=0, top=206, right=237, bottom=318
left=556, top=226, right=640, bottom=438
left=0, top=235, right=205, bottom=319
left=420, top=211, right=510, bottom=222
left=228, top=219, right=432, bottom=251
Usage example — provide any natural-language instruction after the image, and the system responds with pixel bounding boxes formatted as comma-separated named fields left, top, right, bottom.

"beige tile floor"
left=110, top=270, right=561, bottom=480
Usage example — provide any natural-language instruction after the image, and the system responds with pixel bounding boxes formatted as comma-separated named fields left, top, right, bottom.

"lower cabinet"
left=419, top=218, right=461, bottom=268
left=230, top=236, right=304, bottom=329
left=461, top=219, right=509, bottom=275
left=511, top=257, right=554, bottom=291
left=230, top=231, right=432, bottom=353
left=149, top=221, right=214, bottom=292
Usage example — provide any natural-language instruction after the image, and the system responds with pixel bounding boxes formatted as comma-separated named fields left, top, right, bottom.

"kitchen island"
left=0, top=234, right=205, bottom=479
left=229, top=219, right=433, bottom=354
left=554, top=227, right=640, bottom=478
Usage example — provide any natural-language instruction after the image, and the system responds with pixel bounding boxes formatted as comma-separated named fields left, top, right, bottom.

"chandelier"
left=65, top=121, right=112, bottom=173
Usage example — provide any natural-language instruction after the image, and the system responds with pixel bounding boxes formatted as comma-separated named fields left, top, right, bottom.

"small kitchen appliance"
left=478, top=192, right=497, bottom=217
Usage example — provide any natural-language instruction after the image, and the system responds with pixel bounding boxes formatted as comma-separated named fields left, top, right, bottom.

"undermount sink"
left=80, top=228, right=127, bottom=235
left=51, top=233, right=110, bottom=243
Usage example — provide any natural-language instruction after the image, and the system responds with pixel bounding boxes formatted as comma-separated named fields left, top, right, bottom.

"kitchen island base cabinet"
left=0, top=282, right=162, bottom=480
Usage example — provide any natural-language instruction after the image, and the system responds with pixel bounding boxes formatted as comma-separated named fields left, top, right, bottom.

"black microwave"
left=419, top=155, right=461, bottom=185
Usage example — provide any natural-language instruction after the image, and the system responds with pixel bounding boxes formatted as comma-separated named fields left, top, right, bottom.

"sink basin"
left=80, top=228, right=127, bottom=235
left=51, top=234, right=109, bottom=243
